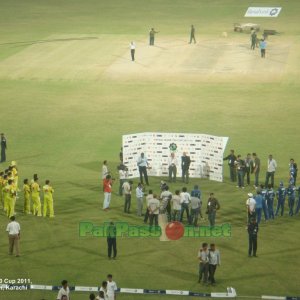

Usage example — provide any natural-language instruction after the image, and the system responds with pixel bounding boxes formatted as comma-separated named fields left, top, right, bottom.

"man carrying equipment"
left=223, top=150, right=236, bottom=182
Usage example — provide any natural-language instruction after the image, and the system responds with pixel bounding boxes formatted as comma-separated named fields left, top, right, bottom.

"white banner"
left=166, top=290, right=189, bottom=295
left=30, top=285, right=53, bottom=290
left=245, top=7, right=282, bottom=17
left=74, top=286, right=98, bottom=292
left=122, top=132, right=228, bottom=182
left=120, top=288, right=144, bottom=294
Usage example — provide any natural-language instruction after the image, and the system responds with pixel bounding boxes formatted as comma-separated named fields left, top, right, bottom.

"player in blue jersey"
left=286, top=184, right=296, bottom=216
left=275, top=182, right=286, bottom=217
left=266, top=184, right=275, bottom=220
left=295, top=186, right=300, bottom=215
left=258, top=184, right=268, bottom=221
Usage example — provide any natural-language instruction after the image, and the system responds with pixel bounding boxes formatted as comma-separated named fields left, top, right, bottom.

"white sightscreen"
left=122, top=132, right=228, bottom=182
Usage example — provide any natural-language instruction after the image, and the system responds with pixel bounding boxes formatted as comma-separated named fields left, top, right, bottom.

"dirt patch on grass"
left=0, top=34, right=295, bottom=82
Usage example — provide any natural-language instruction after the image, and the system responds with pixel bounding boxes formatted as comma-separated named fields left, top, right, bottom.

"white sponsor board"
left=122, top=132, right=228, bottom=182
left=245, top=7, right=282, bottom=17
left=166, top=290, right=189, bottom=295
left=120, top=288, right=144, bottom=294
left=74, top=286, right=98, bottom=292
left=30, top=285, right=53, bottom=290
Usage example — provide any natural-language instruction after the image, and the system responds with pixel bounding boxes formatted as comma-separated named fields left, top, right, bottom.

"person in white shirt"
left=265, top=154, right=277, bottom=188
left=198, top=242, right=209, bottom=284
left=136, top=183, right=144, bottom=216
left=148, top=194, right=160, bottom=226
left=6, top=216, right=20, bottom=257
left=160, top=185, right=173, bottom=221
left=190, top=191, right=201, bottom=226
left=102, top=160, right=109, bottom=180
left=96, top=291, right=105, bottom=300
left=130, top=41, right=136, bottom=61
left=180, top=187, right=191, bottom=223
left=56, top=280, right=70, bottom=300
left=144, top=190, right=153, bottom=223
left=208, top=244, right=221, bottom=285
left=168, top=153, right=178, bottom=182
left=137, top=153, right=149, bottom=185
left=118, top=164, right=128, bottom=196
left=107, top=274, right=117, bottom=300
left=122, top=180, right=133, bottom=213
left=171, top=190, right=181, bottom=221
left=246, top=193, right=256, bottom=223
left=96, top=281, right=108, bottom=300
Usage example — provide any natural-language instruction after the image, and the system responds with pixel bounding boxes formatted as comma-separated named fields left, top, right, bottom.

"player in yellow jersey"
left=31, top=177, right=42, bottom=216
left=2, top=174, right=8, bottom=212
left=7, top=179, right=16, bottom=218
left=7, top=171, right=14, bottom=181
left=11, top=161, right=19, bottom=189
left=23, top=179, right=31, bottom=214
left=43, top=180, right=54, bottom=218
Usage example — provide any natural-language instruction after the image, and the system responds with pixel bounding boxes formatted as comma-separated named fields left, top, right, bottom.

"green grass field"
left=1, top=0, right=300, bottom=299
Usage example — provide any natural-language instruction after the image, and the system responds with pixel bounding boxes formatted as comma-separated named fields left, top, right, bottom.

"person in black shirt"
left=235, top=155, right=245, bottom=188
left=106, top=222, right=117, bottom=260
left=1, top=133, right=7, bottom=163
left=119, top=147, right=123, bottom=163
left=181, top=152, right=191, bottom=184
left=189, top=25, right=196, bottom=44
left=247, top=218, right=258, bottom=257
left=223, top=149, right=236, bottom=182
left=289, top=158, right=298, bottom=185
left=244, top=153, right=252, bottom=186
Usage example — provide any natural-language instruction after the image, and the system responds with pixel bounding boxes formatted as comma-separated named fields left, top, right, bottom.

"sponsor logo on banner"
left=30, top=285, right=53, bottom=290
left=169, top=142, right=177, bottom=152
left=122, top=132, right=228, bottom=182
left=120, top=288, right=144, bottom=294
left=166, top=290, right=189, bottom=295
left=245, top=7, right=282, bottom=17
left=74, top=286, right=98, bottom=292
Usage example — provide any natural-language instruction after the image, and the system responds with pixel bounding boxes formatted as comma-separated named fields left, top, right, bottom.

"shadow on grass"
left=71, top=245, right=106, bottom=257
left=67, top=180, right=100, bottom=192
left=13, top=153, right=44, bottom=161
left=76, top=161, right=100, bottom=173
left=0, top=37, right=99, bottom=46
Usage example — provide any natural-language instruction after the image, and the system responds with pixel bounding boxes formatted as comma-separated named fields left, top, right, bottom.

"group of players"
left=102, top=149, right=300, bottom=229
left=247, top=181, right=300, bottom=224
left=223, top=150, right=300, bottom=219
left=0, top=161, right=55, bottom=218
left=101, top=155, right=219, bottom=228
